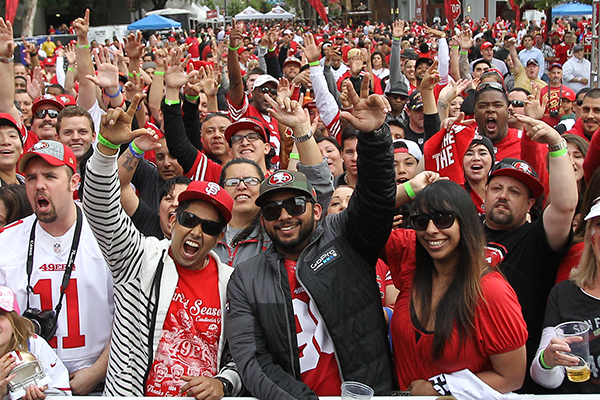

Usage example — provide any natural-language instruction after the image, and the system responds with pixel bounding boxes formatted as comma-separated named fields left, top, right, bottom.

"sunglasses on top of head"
left=262, top=196, right=311, bottom=221
left=176, top=211, right=224, bottom=236
left=410, top=212, right=456, bottom=231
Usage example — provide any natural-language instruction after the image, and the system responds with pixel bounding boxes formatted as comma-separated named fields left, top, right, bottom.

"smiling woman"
left=0, top=117, right=24, bottom=187
left=389, top=180, right=528, bottom=396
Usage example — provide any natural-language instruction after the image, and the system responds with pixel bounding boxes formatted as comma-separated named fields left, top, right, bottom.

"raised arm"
left=458, top=30, right=473, bottom=81
left=507, top=38, right=523, bottom=74
left=516, top=114, right=577, bottom=252
left=148, top=48, right=167, bottom=125
left=86, top=47, right=125, bottom=109
left=73, top=9, right=100, bottom=111
left=0, top=18, right=21, bottom=122
left=227, top=20, right=245, bottom=107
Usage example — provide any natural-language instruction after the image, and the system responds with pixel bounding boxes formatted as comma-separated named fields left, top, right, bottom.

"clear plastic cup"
left=341, top=381, right=374, bottom=400
left=555, top=321, right=591, bottom=382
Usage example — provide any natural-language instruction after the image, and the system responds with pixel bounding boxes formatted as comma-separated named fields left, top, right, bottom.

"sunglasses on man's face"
left=510, top=100, right=525, bottom=108
left=262, top=196, right=310, bottom=221
left=257, top=87, right=278, bottom=96
left=576, top=99, right=584, bottom=106
left=176, top=211, right=224, bottom=236
left=34, top=109, right=60, bottom=119
left=410, top=212, right=456, bottom=231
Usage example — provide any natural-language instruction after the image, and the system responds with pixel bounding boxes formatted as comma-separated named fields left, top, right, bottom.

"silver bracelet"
left=548, top=139, right=568, bottom=153
left=292, top=129, right=313, bottom=143
left=0, top=55, right=14, bottom=63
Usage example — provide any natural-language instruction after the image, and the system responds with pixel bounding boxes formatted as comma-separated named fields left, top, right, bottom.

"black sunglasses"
left=34, top=109, right=60, bottom=119
left=176, top=211, right=224, bottom=236
left=510, top=100, right=525, bottom=107
left=576, top=99, right=584, bottom=106
left=223, top=177, right=261, bottom=187
left=258, top=87, right=278, bottom=96
left=410, top=212, right=456, bottom=231
left=476, top=81, right=505, bottom=93
left=262, top=196, right=311, bottom=221
left=230, top=132, right=263, bottom=144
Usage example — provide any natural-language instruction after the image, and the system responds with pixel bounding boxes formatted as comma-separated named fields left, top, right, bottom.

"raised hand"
left=524, top=82, right=547, bottom=120
left=99, top=94, right=154, bottom=146
left=419, top=60, right=440, bottom=92
left=21, top=36, right=37, bottom=57
left=265, top=94, right=310, bottom=129
left=515, top=114, right=562, bottom=145
left=123, top=72, right=144, bottom=99
left=392, top=19, right=406, bottom=38
left=340, top=73, right=391, bottom=133
left=164, top=48, right=197, bottom=89
left=459, top=29, right=473, bottom=50
left=303, top=33, right=320, bottom=63
left=154, top=48, right=168, bottom=69
left=277, top=77, right=295, bottom=100
left=123, top=31, right=144, bottom=59
left=65, top=43, right=77, bottom=65
left=26, top=66, right=44, bottom=100
left=73, top=9, right=90, bottom=40
left=0, top=18, right=14, bottom=59
left=198, top=64, right=219, bottom=97
left=229, top=19, right=244, bottom=50
left=85, top=47, right=119, bottom=90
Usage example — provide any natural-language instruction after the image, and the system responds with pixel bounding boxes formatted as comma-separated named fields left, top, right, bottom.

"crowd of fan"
left=0, top=9, right=598, bottom=400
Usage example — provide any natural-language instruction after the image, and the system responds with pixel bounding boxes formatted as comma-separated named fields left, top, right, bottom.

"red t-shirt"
left=552, top=43, right=572, bottom=66
left=145, top=258, right=222, bottom=396
left=391, top=264, right=527, bottom=390
left=375, top=259, right=393, bottom=306
left=284, top=259, right=342, bottom=396
left=186, top=151, right=222, bottom=183
left=541, top=85, right=576, bottom=127
left=555, top=241, right=585, bottom=284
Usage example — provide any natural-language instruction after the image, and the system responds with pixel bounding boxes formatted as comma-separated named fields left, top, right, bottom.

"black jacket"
left=226, top=125, right=396, bottom=400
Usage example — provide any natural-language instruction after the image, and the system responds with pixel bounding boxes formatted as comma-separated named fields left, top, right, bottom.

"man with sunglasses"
left=226, top=79, right=396, bottom=400
left=30, top=95, right=64, bottom=141
left=82, top=96, right=242, bottom=399
left=228, top=22, right=282, bottom=168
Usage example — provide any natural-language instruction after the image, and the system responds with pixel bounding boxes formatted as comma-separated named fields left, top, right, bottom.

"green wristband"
left=154, top=70, right=165, bottom=76
left=164, top=99, right=180, bottom=106
left=77, top=44, right=89, bottom=49
left=540, top=349, right=553, bottom=370
left=392, top=37, right=402, bottom=41
left=460, top=50, right=468, bottom=55
left=403, top=181, right=416, bottom=199
left=451, top=46, right=460, bottom=50
left=289, top=152, right=300, bottom=160
left=268, top=47, right=276, bottom=52
left=67, top=67, right=75, bottom=72
left=97, top=132, right=120, bottom=150
left=130, top=141, right=144, bottom=156
left=228, top=44, right=240, bottom=51
left=128, top=71, right=140, bottom=78
left=549, top=148, right=568, bottom=158
left=185, top=94, right=200, bottom=101
left=308, top=61, right=320, bottom=67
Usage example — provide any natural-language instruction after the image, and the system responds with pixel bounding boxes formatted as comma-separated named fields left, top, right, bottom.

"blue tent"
left=127, top=14, right=182, bottom=31
left=552, top=2, right=593, bottom=16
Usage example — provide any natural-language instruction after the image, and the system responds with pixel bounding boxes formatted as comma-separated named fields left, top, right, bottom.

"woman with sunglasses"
left=390, top=180, right=528, bottom=396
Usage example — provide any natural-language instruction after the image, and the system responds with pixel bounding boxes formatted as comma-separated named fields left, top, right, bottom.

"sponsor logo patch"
left=310, top=248, right=339, bottom=273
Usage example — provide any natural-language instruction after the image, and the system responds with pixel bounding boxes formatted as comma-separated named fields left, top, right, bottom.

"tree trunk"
left=21, top=0, right=38, bottom=37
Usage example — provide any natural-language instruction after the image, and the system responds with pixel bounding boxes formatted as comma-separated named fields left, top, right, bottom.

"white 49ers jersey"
left=0, top=212, right=114, bottom=374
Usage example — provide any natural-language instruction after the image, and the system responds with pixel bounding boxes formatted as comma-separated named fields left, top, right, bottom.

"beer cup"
left=341, top=381, right=374, bottom=400
left=555, top=321, right=592, bottom=383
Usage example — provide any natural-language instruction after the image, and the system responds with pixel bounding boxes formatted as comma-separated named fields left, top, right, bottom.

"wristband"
left=97, top=132, right=120, bottom=150
left=129, top=141, right=144, bottom=157
left=308, top=60, right=320, bottom=67
left=268, top=46, right=277, bottom=52
left=185, top=94, right=200, bottom=101
left=128, top=71, right=140, bottom=78
left=115, top=96, right=126, bottom=108
left=67, top=67, right=75, bottom=72
left=153, top=70, right=165, bottom=76
left=289, top=152, right=300, bottom=160
left=104, top=85, right=122, bottom=98
left=451, top=46, right=460, bottom=50
left=460, top=50, right=468, bottom=55
left=392, top=36, right=402, bottom=41
left=403, top=181, right=416, bottom=199
left=77, top=44, right=89, bottom=49
left=540, top=349, right=553, bottom=370
left=29, top=52, right=38, bottom=57
left=164, top=99, right=180, bottom=106
left=549, top=148, right=568, bottom=158
left=228, top=44, right=240, bottom=51
left=0, top=55, right=14, bottom=63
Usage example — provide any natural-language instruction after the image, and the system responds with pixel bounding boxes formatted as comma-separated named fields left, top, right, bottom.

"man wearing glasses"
left=225, top=83, right=396, bottom=400
left=30, top=94, right=64, bottom=141
left=224, top=118, right=272, bottom=175
left=83, top=96, right=242, bottom=399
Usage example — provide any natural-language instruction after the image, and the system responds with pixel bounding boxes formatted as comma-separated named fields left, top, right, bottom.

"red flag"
left=5, top=0, right=17, bottom=23
left=307, top=0, right=328, bottom=24
left=508, top=0, right=520, bottom=30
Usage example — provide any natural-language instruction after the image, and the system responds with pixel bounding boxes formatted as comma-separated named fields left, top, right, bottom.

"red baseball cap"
left=237, top=46, right=249, bottom=55
left=178, top=181, right=233, bottom=223
left=18, top=140, right=77, bottom=174
left=56, top=94, right=77, bottom=107
left=224, top=117, right=268, bottom=144
left=481, top=41, right=494, bottom=50
left=548, top=62, right=562, bottom=70
left=32, top=94, right=64, bottom=116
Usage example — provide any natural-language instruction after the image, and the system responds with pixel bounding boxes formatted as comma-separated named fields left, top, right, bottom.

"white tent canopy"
left=264, top=5, right=295, bottom=19
left=234, top=6, right=265, bottom=20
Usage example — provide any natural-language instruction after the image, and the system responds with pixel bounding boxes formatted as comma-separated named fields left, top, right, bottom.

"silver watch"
left=548, top=139, right=568, bottom=152
left=292, top=129, right=313, bottom=142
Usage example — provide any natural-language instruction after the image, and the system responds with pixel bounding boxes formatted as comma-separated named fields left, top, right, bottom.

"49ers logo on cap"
left=205, top=182, right=221, bottom=195
left=513, top=161, right=533, bottom=174
left=33, top=142, right=49, bottom=150
left=268, top=171, right=294, bottom=186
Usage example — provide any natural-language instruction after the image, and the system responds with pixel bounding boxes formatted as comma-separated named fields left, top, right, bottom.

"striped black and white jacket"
left=82, top=149, right=241, bottom=396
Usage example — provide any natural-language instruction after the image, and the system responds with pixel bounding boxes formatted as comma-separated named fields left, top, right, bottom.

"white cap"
left=585, top=197, right=600, bottom=221
left=283, top=29, right=293, bottom=35
left=252, top=74, right=279, bottom=91
left=0, top=285, right=19, bottom=313
left=393, top=139, right=422, bottom=161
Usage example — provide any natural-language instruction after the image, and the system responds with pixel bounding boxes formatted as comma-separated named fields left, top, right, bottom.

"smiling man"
left=83, top=98, right=242, bottom=399
left=224, top=118, right=271, bottom=175
left=56, top=106, right=96, bottom=174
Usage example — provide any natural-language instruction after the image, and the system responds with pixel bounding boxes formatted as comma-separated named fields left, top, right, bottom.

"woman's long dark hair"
left=411, top=180, right=487, bottom=360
